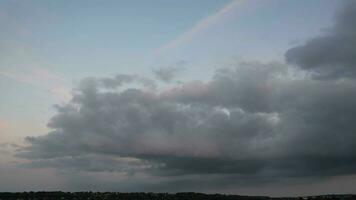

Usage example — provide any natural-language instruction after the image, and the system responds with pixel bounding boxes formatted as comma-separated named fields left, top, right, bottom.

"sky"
left=0, top=0, right=356, bottom=196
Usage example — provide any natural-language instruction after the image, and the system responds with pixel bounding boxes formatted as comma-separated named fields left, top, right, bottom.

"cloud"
left=15, top=0, right=356, bottom=192
left=153, top=67, right=183, bottom=83
left=154, top=0, right=245, bottom=54
left=285, top=0, right=356, bottom=79
left=17, top=60, right=356, bottom=190
left=0, top=67, right=71, bottom=102
left=100, top=74, right=136, bottom=88
left=75, top=74, right=157, bottom=96
left=21, top=154, right=161, bottom=173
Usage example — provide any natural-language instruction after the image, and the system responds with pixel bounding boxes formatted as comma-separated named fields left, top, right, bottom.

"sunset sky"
left=0, top=0, right=355, bottom=196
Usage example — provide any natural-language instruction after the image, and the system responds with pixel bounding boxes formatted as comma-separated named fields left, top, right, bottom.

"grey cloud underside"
left=285, top=0, right=356, bottom=79
left=16, top=0, right=356, bottom=189
left=90, top=74, right=157, bottom=90
left=17, top=61, right=356, bottom=178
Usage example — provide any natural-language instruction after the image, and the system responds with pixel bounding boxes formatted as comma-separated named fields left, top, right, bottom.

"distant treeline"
left=0, top=192, right=354, bottom=200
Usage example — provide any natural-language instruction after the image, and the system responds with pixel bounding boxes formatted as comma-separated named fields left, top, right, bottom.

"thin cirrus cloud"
left=154, top=0, right=245, bottom=54
left=0, top=67, right=71, bottom=102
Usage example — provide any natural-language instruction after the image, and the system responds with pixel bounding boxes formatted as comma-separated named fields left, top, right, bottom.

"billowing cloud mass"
left=285, top=0, right=356, bottom=79
left=17, top=1, right=356, bottom=191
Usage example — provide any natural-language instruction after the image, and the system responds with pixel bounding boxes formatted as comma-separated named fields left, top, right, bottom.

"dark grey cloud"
left=285, top=0, right=356, bottom=79
left=159, top=61, right=286, bottom=113
left=153, top=67, right=182, bottom=83
left=100, top=74, right=136, bottom=88
left=20, top=154, right=161, bottom=173
left=80, top=74, right=157, bottom=91
left=15, top=1, right=356, bottom=192
left=16, top=60, right=356, bottom=190
left=152, top=60, right=187, bottom=83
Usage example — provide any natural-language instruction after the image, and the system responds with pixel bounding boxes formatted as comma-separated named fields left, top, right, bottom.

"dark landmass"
left=0, top=192, right=355, bottom=200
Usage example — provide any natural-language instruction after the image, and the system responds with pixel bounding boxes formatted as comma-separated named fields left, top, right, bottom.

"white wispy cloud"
left=0, top=67, right=71, bottom=102
left=154, top=0, right=246, bottom=54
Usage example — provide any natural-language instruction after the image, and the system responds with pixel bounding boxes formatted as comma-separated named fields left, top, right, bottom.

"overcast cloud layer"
left=17, top=0, right=356, bottom=192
